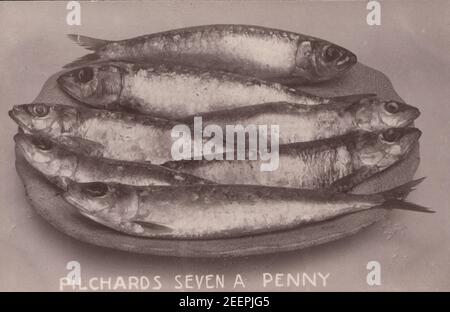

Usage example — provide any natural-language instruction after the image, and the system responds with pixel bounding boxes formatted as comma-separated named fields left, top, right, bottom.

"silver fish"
left=62, top=179, right=432, bottom=239
left=57, top=62, right=345, bottom=118
left=163, top=128, right=421, bottom=191
left=9, top=103, right=179, bottom=164
left=14, top=133, right=213, bottom=189
left=178, top=98, right=420, bottom=145
left=64, top=24, right=357, bottom=84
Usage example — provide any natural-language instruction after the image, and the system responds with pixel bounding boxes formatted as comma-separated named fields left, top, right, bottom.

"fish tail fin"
left=376, top=177, right=434, bottom=214
left=63, top=53, right=101, bottom=68
left=380, top=177, right=426, bottom=200
left=380, top=199, right=435, bottom=214
left=64, top=34, right=111, bottom=68
left=67, top=34, right=111, bottom=51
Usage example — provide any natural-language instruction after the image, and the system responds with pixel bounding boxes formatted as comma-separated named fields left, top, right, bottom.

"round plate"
left=15, top=63, right=420, bottom=257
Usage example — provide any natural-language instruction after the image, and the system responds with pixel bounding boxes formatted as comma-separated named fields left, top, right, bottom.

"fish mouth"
left=409, top=107, right=421, bottom=122
left=401, top=128, right=422, bottom=155
left=399, top=107, right=421, bottom=127
left=409, top=128, right=422, bottom=143
left=8, top=109, right=20, bottom=124
left=9, top=107, right=32, bottom=132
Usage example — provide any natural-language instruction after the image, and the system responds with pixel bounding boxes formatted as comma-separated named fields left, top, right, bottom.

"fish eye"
left=384, top=101, right=399, bottom=114
left=75, top=67, right=94, bottom=84
left=324, top=46, right=341, bottom=62
left=28, top=104, right=49, bottom=117
left=381, top=129, right=401, bottom=143
left=31, top=136, right=53, bottom=151
left=82, top=182, right=109, bottom=197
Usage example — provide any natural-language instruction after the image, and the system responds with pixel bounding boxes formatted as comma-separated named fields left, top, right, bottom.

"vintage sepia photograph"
left=0, top=0, right=449, bottom=293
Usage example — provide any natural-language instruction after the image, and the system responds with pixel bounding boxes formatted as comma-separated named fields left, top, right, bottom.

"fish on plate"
left=14, top=132, right=214, bottom=189
left=62, top=178, right=433, bottom=239
left=9, top=103, right=183, bottom=164
left=57, top=62, right=369, bottom=119
left=163, top=128, right=421, bottom=191
left=65, top=24, right=357, bottom=85
left=178, top=98, right=420, bottom=145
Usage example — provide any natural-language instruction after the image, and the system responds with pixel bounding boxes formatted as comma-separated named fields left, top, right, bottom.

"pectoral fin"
left=58, top=136, right=105, bottom=157
left=324, top=167, right=379, bottom=193
left=77, top=210, right=173, bottom=237
left=134, top=221, right=173, bottom=235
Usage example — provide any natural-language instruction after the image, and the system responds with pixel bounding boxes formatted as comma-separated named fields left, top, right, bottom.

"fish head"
left=64, top=181, right=139, bottom=217
left=294, top=40, right=357, bottom=82
left=353, top=97, right=420, bottom=131
left=353, top=128, right=421, bottom=171
left=57, top=64, right=123, bottom=108
left=14, top=133, right=74, bottom=178
left=9, top=103, right=78, bottom=137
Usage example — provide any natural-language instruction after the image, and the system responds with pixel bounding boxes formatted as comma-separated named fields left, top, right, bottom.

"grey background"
left=0, top=0, right=449, bottom=291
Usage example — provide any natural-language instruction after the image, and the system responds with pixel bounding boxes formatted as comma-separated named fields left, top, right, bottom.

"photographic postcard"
left=0, top=0, right=449, bottom=294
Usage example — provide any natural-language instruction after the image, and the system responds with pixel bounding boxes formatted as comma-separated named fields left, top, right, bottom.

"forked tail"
left=64, top=34, right=111, bottom=68
left=378, top=177, right=434, bottom=213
